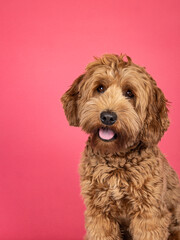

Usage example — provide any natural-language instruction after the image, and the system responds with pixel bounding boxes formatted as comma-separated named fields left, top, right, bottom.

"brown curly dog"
left=61, top=54, right=180, bottom=240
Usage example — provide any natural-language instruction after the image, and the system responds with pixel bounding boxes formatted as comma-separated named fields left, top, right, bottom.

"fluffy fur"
left=61, top=54, right=180, bottom=240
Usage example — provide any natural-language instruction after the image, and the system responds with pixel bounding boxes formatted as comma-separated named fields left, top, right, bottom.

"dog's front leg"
left=84, top=210, right=122, bottom=240
left=129, top=207, right=171, bottom=240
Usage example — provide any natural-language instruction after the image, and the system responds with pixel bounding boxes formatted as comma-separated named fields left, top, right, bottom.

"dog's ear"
left=141, top=85, right=170, bottom=145
left=61, top=74, right=85, bottom=126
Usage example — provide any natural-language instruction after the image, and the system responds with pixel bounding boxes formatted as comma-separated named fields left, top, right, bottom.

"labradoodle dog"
left=61, top=54, right=180, bottom=240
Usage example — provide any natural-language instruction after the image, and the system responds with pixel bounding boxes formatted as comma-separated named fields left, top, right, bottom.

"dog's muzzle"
left=99, top=111, right=117, bottom=141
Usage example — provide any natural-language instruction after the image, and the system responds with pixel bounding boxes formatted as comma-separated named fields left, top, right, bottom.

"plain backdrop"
left=0, top=0, right=180, bottom=239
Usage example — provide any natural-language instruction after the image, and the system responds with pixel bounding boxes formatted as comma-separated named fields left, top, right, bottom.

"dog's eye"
left=97, top=85, right=105, bottom=93
left=125, top=90, right=134, bottom=98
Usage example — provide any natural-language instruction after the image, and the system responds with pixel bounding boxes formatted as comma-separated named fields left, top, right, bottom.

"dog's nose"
left=100, top=111, right=117, bottom=126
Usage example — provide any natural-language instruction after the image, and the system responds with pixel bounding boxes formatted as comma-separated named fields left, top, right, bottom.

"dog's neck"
left=85, top=137, right=159, bottom=167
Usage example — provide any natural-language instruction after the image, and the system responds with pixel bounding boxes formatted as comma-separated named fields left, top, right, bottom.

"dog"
left=61, top=54, right=180, bottom=240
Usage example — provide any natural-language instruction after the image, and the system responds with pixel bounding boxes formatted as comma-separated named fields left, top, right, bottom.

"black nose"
left=100, top=111, right=117, bottom=126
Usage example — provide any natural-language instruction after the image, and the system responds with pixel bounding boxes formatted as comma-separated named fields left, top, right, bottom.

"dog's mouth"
left=98, top=127, right=117, bottom=142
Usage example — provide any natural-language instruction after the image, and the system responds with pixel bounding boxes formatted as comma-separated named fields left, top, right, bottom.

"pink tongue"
left=99, top=128, right=115, bottom=140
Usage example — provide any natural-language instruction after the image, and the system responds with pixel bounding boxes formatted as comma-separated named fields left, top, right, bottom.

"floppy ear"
left=141, top=85, right=170, bottom=145
left=61, top=74, right=85, bottom=126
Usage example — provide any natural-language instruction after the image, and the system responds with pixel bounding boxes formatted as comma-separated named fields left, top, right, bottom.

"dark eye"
left=125, top=90, right=134, bottom=98
left=97, top=85, right=105, bottom=93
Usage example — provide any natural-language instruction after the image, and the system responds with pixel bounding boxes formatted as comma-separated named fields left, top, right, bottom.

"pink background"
left=0, top=0, right=179, bottom=239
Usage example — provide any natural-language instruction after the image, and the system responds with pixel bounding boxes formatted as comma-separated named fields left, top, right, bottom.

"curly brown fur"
left=61, top=54, right=180, bottom=240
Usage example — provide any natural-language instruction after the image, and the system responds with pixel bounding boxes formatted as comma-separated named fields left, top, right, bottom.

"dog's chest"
left=80, top=147, right=160, bottom=219
left=80, top=154, right=136, bottom=217
left=91, top=163, right=130, bottom=214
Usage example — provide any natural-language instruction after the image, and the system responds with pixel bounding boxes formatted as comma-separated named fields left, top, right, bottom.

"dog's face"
left=61, top=54, right=169, bottom=153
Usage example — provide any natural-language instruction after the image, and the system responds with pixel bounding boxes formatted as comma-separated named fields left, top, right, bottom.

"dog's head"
left=61, top=54, right=169, bottom=153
